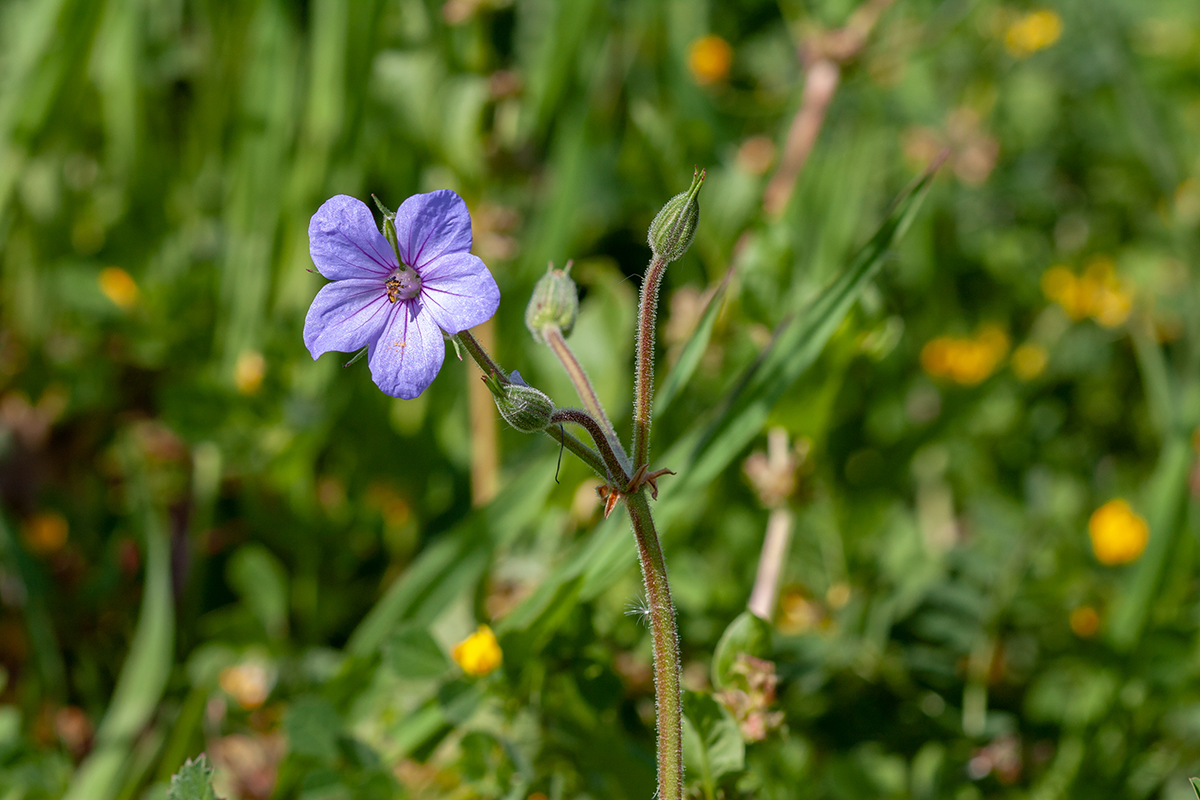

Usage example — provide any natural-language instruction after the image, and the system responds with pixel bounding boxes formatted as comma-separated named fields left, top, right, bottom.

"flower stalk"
left=626, top=489, right=683, bottom=800
left=542, top=324, right=631, bottom=475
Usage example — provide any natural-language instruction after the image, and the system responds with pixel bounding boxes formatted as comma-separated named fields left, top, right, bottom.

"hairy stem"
left=542, top=324, right=631, bottom=475
left=456, top=329, right=609, bottom=478
left=632, top=255, right=667, bottom=470
left=550, top=408, right=630, bottom=486
left=625, top=491, right=682, bottom=800
left=455, top=329, right=508, bottom=383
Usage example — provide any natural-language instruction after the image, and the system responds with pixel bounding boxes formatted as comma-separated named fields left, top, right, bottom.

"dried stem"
left=625, top=491, right=682, bottom=800
left=550, top=408, right=630, bottom=486
left=632, top=255, right=667, bottom=470
left=542, top=324, right=631, bottom=475
left=763, top=0, right=896, bottom=218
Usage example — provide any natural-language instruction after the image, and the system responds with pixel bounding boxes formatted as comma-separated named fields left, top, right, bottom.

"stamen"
left=385, top=267, right=422, bottom=303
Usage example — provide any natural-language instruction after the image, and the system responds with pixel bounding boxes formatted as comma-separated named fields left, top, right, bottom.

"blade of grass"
left=64, top=465, right=174, bottom=800
left=681, top=160, right=941, bottom=492
left=1107, top=435, right=1192, bottom=651
left=654, top=263, right=735, bottom=417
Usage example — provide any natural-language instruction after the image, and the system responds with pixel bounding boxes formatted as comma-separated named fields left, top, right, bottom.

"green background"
left=1, top=0, right=1199, bottom=797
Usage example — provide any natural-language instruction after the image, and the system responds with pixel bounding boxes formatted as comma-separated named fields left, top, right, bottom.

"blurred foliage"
left=1, top=0, right=1200, bottom=798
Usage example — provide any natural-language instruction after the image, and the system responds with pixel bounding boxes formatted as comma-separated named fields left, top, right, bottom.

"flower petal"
left=368, top=301, right=446, bottom=399
left=303, top=279, right=391, bottom=359
left=419, top=252, right=501, bottom=333
left=394, top=190, right=473, bottom=270
left=309, top=195, right=398, bottom=280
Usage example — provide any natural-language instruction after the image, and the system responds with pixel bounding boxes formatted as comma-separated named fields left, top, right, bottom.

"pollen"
left=385, top=267, right=422, bottom=303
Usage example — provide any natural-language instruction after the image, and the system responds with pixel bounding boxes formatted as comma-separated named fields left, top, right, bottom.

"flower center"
left=385, top=267, right=422, bottom=303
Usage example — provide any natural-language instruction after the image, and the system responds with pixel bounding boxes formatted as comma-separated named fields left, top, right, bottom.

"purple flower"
left=303, top=191, right=500, bottom=399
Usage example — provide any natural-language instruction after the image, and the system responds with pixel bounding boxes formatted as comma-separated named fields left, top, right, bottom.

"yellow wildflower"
left=1069, top=605, right=1099, bottom=638
left=22, top=512, right=68, bottom=555
left=1011, top=342, right=1048, bottom=380
left=1004, top=10, right=1063, bottom=58
left=688, top=35, right=732, bottom=86
left=1088, top=499, right=1149, bottom=566
left=1041, top=259, right=1133, bottom=327
left=234, top=350, right=266, bottom=395
left=920, top=325, right=1009, bottom=385
left=1082, top=257, right=1132, bottom=328
left=453, top=625, right=502, bottom=677
left=98, top=267, right=140, bottom=310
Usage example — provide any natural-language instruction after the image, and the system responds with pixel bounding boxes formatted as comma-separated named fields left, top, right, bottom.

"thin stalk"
left=542, top=324, right=631, bottom=475
left=456, top=329, right=508, bottom=383
left=551, top=408, right=630, bottom=486
left=543, top=423, right=607, bottom=479
left=632, top=255, right=667, bottom=470
left=625, top=491, right=682, bottom=800
left=456, top=329, right=609, bottom=479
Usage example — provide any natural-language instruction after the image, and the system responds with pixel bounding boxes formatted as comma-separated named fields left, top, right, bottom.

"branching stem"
left=550, top=408, right=630, bottom=486
left=542, top=324, right=631, bottom=475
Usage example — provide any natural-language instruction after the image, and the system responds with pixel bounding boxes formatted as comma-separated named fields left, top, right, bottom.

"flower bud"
left=648, top=167, right=705, bottom=262
left=525, top=262, right=579, bottom=342
left=484, top=371, right=555, bottom=432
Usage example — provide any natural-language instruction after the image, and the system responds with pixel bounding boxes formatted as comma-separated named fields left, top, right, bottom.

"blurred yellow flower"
left=453, top=625, right=502, bottom=676
left=1004, top=10, right=1063, bottom=58
left=1011, top=342, right=1048, bottom=380
left=1040, top=259, right=1132, bottom=327
left=1082, top=257, right=1132, bottom=328
left=688, top=35, right=732, bottom=86
left=1069, top=605, right=1100, bottom=637
left=98, top=267, right=139, bottom=310
left=920, top=325, right=1009, bottom=386
left=1088, top=499, right=1149, bottom=566
left=22, top=512, right=68, bottom=555
left=234, top=350, right=266, bottom=395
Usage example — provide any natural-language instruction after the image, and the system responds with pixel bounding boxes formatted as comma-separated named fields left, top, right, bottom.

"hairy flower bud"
left=648, top=167, right=705, bottom=262
left=525, top=262, right=579, bottom=342
left=484, top=370, right=555, bottom=432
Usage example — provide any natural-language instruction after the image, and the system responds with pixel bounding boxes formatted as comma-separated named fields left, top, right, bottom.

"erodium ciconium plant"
left=304, top=170, right=705, bottom=800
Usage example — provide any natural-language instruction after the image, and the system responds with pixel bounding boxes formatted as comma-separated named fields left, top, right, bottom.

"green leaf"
left=227, top=543, right=289, bottom=640
left=166, top=755, right=219, bottom=800
left=682, top=165, right=939, bottom=493
left=383, top=625, right=452, bottom=679
left=1190, top=777, right=1200, bottom=799
left=683, top=692, right=745, bottom=800
left=655, top=263, right=735, bottom=417
left=711, top=610, right=772, bottom=691
left=284, top=696, right=342, bottom=763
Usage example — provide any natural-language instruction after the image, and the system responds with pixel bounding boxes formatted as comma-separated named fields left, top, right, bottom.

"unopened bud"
left=484, top=371, right=555, bottom=433
left=648, top=168, right=705, bottom=262
left=525, top=262, right=579, bottom=342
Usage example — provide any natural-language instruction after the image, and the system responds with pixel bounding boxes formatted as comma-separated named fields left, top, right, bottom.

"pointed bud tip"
left=648, top=169, right=705, bottom=263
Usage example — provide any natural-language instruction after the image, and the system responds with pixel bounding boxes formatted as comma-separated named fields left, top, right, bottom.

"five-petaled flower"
left=304, top=192, right=500, bottom=398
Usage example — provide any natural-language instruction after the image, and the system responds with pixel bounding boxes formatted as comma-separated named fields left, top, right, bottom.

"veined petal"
left=394, top=190, right=473, bottom=270
left=310, top=195, right=398, bottom=280
left=419, top=252, right=501, bottom=334
left=368, top=301, right=445, bottom=399
left=303, top=279, right=390, bottom=359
